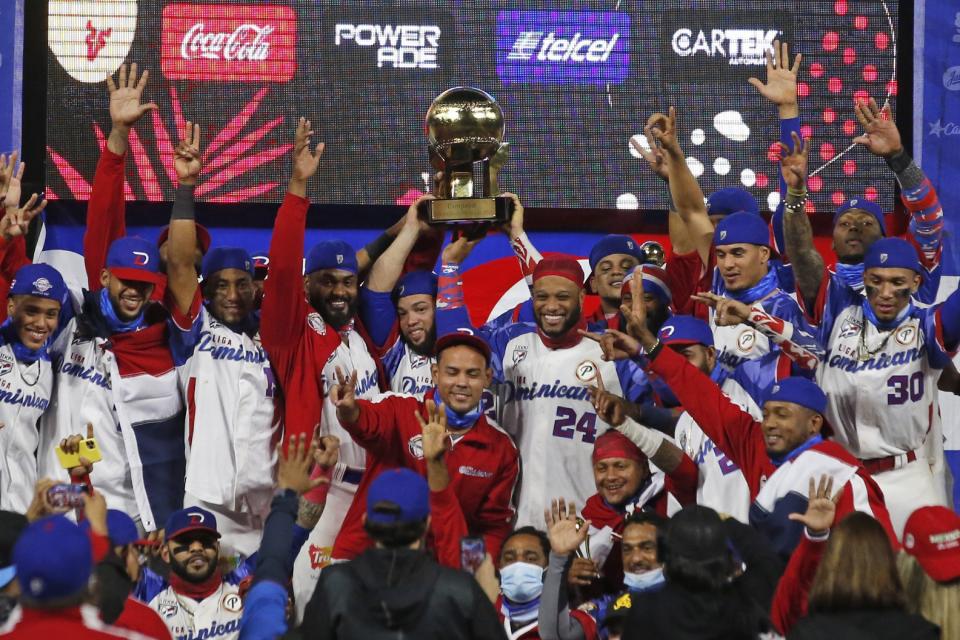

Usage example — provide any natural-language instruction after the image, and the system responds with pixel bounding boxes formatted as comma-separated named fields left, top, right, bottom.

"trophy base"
left=426, top=196, right=513, bottom=224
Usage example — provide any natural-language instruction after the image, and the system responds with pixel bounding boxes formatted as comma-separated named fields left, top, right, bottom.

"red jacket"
left=260, top=192, right=385, bottom=450
left=331, top=393, right=519, bottom=561
left=1, top=607, right=146, bottom=639
left=770, top=532, right=827, bottom=635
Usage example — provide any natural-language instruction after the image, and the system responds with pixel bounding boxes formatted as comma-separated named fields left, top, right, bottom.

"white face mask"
left=623, top=566, right=665, bottom=592
left=499, top=561, right=545, bottom=603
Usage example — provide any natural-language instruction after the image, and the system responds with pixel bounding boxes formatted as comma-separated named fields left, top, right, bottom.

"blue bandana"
left=98, top=288, right=145, bottom=334
left=834, top=262, right=865, bottom=292
left=724, top=268, right=779, bottom=304
left=770, top=434, right=823, bottom=468
left=0, top=319, right=49, bottom=364
left=501, top=596, right=540, bottom=625
left=861, top=297, right=913, bottom=332
left=435, top=389, right=483, bottom=430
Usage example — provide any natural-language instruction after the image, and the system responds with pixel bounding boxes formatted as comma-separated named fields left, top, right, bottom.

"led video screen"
left=45, top=0, right=900, bottom=213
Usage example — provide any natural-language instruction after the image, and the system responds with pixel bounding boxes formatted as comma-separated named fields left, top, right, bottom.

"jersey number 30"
left=886, top=372, right=924, bottom=405
left=553, top=407, right=597, bottom=443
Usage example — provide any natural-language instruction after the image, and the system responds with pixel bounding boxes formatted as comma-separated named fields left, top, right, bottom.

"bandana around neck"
left=98, top=288, right=145, bottom=334
left=430, top=387, right=482, bottom=430
left=861, top=296, right=913, bottom=332
left=833, top=262, right=865, bottom=292
left=724, top=267, right=779, bottom=304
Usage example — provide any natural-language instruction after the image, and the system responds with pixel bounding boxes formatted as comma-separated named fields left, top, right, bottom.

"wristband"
left=786, top=187, right=808, bottom=198
left=884, top=148, right=911, bottom=174
left=363, top=232, right=394, bottom=261
left=170, top=184, right=196, bottom=220
left=616, top=417, right=664, bottom=458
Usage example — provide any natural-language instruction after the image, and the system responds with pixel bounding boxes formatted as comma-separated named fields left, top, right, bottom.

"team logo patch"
left=409, top=352, right=429, bottom=368
left=308, top=544, right=332, bottom=570
left=736, top=329, right=756, bottom=353
left=158, top=602, right=179, bottom=618
left=336, top=254, right=344, bottom=264
left=512, top=345, right=528, bottom=365
left=307, top=312, right=327, bottom=336
left=895, top=326, right=916, bottom=346
left=575, top=360, right=598, bottom=383
left=408, top=434, right=425, bottom=460
left=0, top=362, right=12, bottom=377
left=221, top=592, right=243, bottom=613
left=458, top=465, right=493, bottom=478
left=880, top=252, right=888, bottom=264
left=838, top=318, right=862, bottom=339
left=627, top=240, right=635, bottom=250
left=904, top=533, right=915, bottom=549
left=133, top=251, right=150, bottom=266
left=32, top=277, right=53, bottom=293
left=659, top=325, right=676, bottom=339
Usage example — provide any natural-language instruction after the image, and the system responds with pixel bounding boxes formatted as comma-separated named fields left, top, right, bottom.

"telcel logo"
left=497, top=11, right=630, bottom=85
left=334, top=24, right=440, bottom=69
left=671, top=28, right=780, bottom=65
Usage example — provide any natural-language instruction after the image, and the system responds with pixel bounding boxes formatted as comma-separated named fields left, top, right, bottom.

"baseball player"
left=589, top=292, right=895, bottom=558
left=260, top=119, right=385, bottom=617
left=586, top=235, right=646, bottom=327
left=163, top=122, right=277, bottom=556
left=359, top=194, right=439, bottom=398
left=327, top=332, right=518, bottom=560
left=436, top=242, right=651, bottom=528
left=0, top=264, right=68, bottom=513
left=137, top=507, right=249, bottom=640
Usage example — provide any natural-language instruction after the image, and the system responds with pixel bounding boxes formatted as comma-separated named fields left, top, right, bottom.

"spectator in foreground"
left=898, top=506, right=960, bottom=639
left=0, top=510, right=28, bottom=626
left=299, top=468, right=504, bottom=639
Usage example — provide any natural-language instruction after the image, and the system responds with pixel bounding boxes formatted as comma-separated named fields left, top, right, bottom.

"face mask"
left=623, top=566, right=665, bottom=592
left=499, top=562, right=544, bottom=603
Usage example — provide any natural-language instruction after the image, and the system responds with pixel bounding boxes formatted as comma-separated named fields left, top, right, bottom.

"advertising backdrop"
left=0, top=0, right=23, bottom=154
left=45, top=0, right=901, bottom=213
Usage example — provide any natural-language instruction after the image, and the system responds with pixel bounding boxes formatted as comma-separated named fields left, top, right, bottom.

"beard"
left=311, top=294, right=357, bottom=328
left=405, top=326, right=436, bottom=357
left=645, top=302, right=671, bottom=335
left=169, top=552, right=217, bottom=584
left=537, top=306, right=582, bottom=338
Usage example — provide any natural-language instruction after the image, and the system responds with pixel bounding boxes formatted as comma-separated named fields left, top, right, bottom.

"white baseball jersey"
left=145, top=579, right=244, bottom=640
left=674, top=374, right=759, bottom=523
left=0, top=344, right=53, bottom=512
left=381, top=338, right=435, bottom=399
left=815, top=286, right=956, bottom=459
left=169, top=304, right=278, bottom=515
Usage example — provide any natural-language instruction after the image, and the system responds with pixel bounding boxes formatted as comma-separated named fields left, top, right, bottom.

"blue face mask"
left=833, top=262, right=865, bottom=292
left=623, top=566, right=665, bottom=592
left=499, top=561, right=544, bottom=604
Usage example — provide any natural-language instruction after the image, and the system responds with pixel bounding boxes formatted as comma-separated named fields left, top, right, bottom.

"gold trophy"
left=424, top=87, right=514, bottom=224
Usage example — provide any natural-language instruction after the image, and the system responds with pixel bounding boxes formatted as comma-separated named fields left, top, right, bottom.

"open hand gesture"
left=330, top=367, right=359, bottom=423
left=587, top=368, right=626, bottom=426
left=788, top=475, right=841, bottom=535
left=853, top=97, right=902, bottom=158
left=748, top=40, right=802, bottom=107
left=544, top=498, right=590, bottom=556
left=277, top=433, right=329, bottom=495
left=691, top=292, right=752, bottom=327
left=292, top=117, right=325, bottom=182
left=778, top=131, right=810, bottom=192
left=107, top=63, right=158, bottom=129
left=646, top=107, right=681, bottom=156
left=415, top=399, right=450, bottom=462
left=175, top=121, right=202, bottom=186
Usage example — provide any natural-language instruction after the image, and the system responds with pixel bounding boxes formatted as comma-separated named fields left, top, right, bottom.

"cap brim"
left=0, top=565, right=15, bottom=589
left=919, top=550, right=960, bottom=583
left=109, top=267, right=165, bottom=286
left=434, top=333, right=492, bottom=365
left=166, top=525, right=221, bottom=542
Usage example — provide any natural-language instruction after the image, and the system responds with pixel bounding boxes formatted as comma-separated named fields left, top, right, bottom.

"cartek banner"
left=0, top=0, right=23, bottom=153
left=161, top=4, right=297, bottom=82
left=496, top=10, right=630, bottom=85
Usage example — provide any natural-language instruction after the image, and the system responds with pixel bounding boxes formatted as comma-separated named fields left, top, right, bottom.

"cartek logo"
left=161, top=4, right=297, bottom=82
left=671, top=27, right=779, bottom=65
left=334, top=23, right=441, bottom=69
left=496, top=11, right=630, bottom=85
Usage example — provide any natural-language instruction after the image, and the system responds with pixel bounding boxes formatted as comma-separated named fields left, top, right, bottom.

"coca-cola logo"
left=161, top=4, right=297, bottom=82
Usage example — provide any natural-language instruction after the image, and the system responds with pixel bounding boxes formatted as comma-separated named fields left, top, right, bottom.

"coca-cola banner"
left=46, top=0, right=903, bottom=211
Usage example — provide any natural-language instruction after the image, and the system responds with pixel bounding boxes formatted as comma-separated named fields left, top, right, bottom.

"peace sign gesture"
left=690, top=291, right=751, bottom=327
left=415, top=399, right=450, bottom=462
left=330, top=366, right=360, bottom=424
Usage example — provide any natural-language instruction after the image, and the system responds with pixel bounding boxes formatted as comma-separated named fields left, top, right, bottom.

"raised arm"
left=778, top=129, right=824, bottom=310
left=84, top=64, right=158, bottom=288
left=166, top=122, right=203, bottom=316
left=538, top=499, right=591, bottom=640
left=649, top=108, right=713, bottom=267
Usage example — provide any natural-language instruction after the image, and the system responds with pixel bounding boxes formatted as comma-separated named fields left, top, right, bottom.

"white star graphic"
left=929, top=119, right=946, bottom=137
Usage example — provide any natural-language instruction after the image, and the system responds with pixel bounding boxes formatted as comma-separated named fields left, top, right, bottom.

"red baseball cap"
left=903, top=506, right=960, bottom=582
left=533, top=255, right=585, bottom=289
left=434, top=332, right=491, bottom=366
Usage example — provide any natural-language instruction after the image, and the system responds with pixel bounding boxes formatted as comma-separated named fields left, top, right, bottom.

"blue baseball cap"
left=106, top=236, right=164, bottom=285
left=306, top=240, right=357, bottom=275
left=8, top=263, right=68, bottom=305
left=658, top=315, right=713, bottom=348
left=14, top=515, right=92, bottom=602
left=392, top=270, right=438, bottom=304
left=201, top=247, right=255, bottom=281
left=589, top=235, right=644, bottom=271
left=79, top=509, right=141, bottom=547
left=366, top=468, right=430, bottom=525
left=252, top=251, right=270, bottom=273
left=864, top=237, right=921, bottom=274
left=766, top=377, right=827, bottom=415
left=164, top=506, right=221, bottom=542
left=714, top=211, right=771, bottom=248
left=833, top=198, right=887, bottom=236
left=707, top=187, right=759, bottom=217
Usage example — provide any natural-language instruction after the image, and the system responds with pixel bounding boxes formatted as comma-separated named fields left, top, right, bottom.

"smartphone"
left=55, top=438, right=103, bottom=469
left=460, top=536, right=485, bottom=574
left=46, top=484, right=88, bottom=509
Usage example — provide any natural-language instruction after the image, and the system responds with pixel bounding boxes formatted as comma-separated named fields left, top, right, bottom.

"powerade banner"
left=0, top=0, right=23, bottom=153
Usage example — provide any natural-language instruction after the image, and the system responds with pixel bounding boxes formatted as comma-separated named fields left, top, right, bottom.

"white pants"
left=184, top=492, right=269, bottom=559
left=872, top=457, right=946, bottom=540
left=290, top=480, right=357, bottom=622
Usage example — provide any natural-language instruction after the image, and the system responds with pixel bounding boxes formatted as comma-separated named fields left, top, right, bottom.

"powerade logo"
left=496, top=11, right=629, bottom=85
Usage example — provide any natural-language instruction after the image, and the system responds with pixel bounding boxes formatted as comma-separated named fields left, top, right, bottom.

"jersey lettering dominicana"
left=814, top=284, right=958, bottom=459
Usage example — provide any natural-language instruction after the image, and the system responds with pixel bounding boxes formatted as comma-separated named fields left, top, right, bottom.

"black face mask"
left=0, top=594, right=16, bottom=625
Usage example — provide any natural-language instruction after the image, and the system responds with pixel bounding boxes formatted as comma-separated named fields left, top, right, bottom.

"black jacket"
left=788, top=609, right=941, bottom=640
left=297, top=546, right=505, bottom=640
